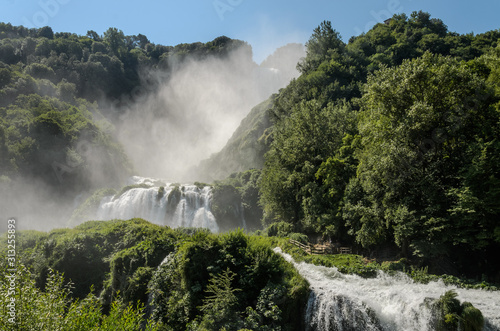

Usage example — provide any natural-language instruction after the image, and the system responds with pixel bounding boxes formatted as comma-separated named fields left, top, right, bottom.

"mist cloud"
left=0, top=41, right=304, bottom=232
left=114, top=43, right=304, bottom=181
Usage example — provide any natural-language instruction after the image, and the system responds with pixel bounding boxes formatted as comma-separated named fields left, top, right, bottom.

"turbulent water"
left=274, top=248, right=500, bottom=331
left=96, top=176, right=220, bottom=232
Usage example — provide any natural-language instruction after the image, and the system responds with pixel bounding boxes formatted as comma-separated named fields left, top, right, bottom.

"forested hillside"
left=1, top=10, right=500, bottom=330
left=1, top=11, right=500, bottom=280
left=0, top=23, right=257, bottom=227
left=209, top=12, right=500, bottom=280
left=0, top=22, right=250, bottom=190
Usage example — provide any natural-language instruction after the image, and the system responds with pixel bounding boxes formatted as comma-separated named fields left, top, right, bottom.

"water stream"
left=274, top=248, right=500, bottom=331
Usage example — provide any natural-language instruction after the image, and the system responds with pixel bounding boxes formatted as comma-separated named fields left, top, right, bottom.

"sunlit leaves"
left=347, top=52, right=499, bottom=254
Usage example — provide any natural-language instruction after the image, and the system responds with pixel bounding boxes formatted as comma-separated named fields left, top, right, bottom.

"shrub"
left=0, top=263, right=161, bottom=330
left=265, top=221, right=295, bottom=237
left=432, top=290, right=484, bottom=331
left=149, top=231, right=309, bottom=331
left=288, top=232, right=309, bottom=244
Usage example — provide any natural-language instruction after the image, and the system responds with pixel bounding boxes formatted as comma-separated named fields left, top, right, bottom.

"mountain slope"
left=196, top=95, right=274, bottom=181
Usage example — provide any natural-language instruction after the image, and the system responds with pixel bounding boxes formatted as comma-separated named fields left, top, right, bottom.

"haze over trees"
left=0, top=23, right=302, bottom=227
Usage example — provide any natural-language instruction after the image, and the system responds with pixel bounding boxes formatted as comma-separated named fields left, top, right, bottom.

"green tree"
left=103, top=27, right=126, bottom=56
left=37, top=26, right=54, bottom=39
left=260, top=100, right=356, bottom=237
left=297, top=20, right=344, bottom=74
left=0, top=67, right=11, bottom=88
left=198, top=268, right=242, bottom=329
left=345, top=52, right=498, bottom=256
left=86, top=30, right=101, bottom=41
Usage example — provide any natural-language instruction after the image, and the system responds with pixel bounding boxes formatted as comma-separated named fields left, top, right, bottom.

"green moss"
left=194, top=181, right=210, bottom=189
left=431, top=290, right=484, bottom=331
left=157, top=186, right=165, bottom=200
left=167, top=184, right=182, bottom=211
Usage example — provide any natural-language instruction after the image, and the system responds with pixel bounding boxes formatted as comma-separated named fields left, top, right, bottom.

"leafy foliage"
left=346, top=52, right=498, bottom=256
left=0, top=219, right=183, bottom=304
left=149, top=230, right=309, bottom=331
left=256, top=12, right=500, bottom=281
left=430, top=290, right=484, bottom=331
left=0, top=263, right=161, bottom=330
left=212, top=169, right=263, bottom=231
left=0, top=221, right=309, bottom=330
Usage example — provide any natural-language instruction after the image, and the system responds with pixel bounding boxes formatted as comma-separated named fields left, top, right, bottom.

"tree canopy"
left=257, top=11, right=500, bottom=278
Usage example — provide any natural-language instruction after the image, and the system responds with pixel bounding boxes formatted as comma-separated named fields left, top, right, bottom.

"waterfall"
left=273, top=248, right=500, bottom=331
left=96, top=177, right=219, bottom=233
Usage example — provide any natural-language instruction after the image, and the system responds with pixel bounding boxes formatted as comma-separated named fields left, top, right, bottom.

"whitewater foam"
left=273, top=247, right=500, bottom=331
left=96, top=180, right=219, bottom=233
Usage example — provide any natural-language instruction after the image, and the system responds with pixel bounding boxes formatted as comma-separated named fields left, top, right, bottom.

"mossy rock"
left=157, top=186, right=165, bottom=200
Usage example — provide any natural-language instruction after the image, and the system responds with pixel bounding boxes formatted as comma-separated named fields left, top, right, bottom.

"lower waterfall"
left=95, top=177, right=219, bottom=232
left=273, top=248, right=500, bottom=331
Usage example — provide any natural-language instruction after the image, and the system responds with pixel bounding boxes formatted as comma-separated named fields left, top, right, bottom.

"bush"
left=431, top=290, right=484, bottom=331
left=149, top=231, right=309, bottom=331
left=0, top=263, right=161, bottom=330
left=24, top=63, right=56, bottom=81
left=288, top=232, right=309, bottom=244
left=265, top=221, right=295, bottom=237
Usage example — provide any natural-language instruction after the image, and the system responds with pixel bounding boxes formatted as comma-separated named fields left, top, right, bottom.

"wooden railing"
left=289, top=239, right=312, bottom=254
left=289, top=239, right=352, bottom=255
left=339, top=247, right=352, bottom=254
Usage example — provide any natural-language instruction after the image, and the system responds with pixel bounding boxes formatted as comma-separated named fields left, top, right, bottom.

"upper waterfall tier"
left=96, top=177, right=219, bottom=233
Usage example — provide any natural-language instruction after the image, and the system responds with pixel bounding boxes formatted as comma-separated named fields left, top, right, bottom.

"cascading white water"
left=96, top=177, right=219, bottom=233
left=273, top=248, right=500, bottom=331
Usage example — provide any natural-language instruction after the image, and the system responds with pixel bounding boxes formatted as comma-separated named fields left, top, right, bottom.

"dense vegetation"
left=1, top=219, right=489, bottom=330
left=240, top=12, right=500, bottom=281
left=211, top=169, right=263, bottom=232
left=0, top=22, right=251, bottom=219
left=199, top=12, right=500, bottom=281
left=0, top=219, right=309, bottom=330
left=1, top=10, right=500, bottom=329
left=0, top=264, right=161, bottom=330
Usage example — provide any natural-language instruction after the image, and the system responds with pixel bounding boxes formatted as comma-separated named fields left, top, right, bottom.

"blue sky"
left=1, top=0, right=499, bottom=63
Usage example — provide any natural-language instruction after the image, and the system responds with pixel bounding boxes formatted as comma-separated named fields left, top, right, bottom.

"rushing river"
left=274, top=248, right=500, bottom=331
